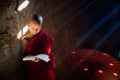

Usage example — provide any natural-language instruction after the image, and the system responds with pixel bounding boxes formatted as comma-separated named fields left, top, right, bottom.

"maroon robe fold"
left=23, top=30, right=55, bottom=80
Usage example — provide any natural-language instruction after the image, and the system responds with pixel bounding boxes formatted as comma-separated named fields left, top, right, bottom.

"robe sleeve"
left=45, top=34, right=55, bottom=69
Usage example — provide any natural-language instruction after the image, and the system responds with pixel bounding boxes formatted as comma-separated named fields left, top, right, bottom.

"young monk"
left=21, top=14, right=55, bottom=80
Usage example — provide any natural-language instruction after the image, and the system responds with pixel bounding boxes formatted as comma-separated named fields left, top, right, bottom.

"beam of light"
left=59, top=0, right=96, bottom=30
left=17, top=0, right=29, bottom=11
left=57, top=4, right=120, bottom=80
left=93, top=22, right=120, bottom=49
left=54, top=0, right=96, bottom=57
left=57, top=0, right=96, bottom=57
left=17, top=25, right=29, bottom=39
left=57, top=0, right=87, bottom=25
left=57, top=5, right=120, bottom=80
left=57, top=0, right=96, bottom=61
left=56, top=2, right=97, bottom=74
left=46, top=0, right=71, bottom=18
left=75, top=5, right=120, bottom=48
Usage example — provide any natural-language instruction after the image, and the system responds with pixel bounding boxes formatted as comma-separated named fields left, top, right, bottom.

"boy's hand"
left=32, top=57, right=40, bottom=62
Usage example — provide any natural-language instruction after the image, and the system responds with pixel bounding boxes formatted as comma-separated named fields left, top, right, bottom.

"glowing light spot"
left=17, top=0, right=29, bottom=11
left=113, top=73, right=118, bottom=77
left=103, top=53, right=109, bottom=56
left=80, top=59, right=84, bottom=62
left=17, top=25, right=29, bottom=39
left=98, top=69, right=103, bottom=74
left=83, top=68, right=88, bottom=71
left=109, top=63, right=114, bottom=67
left=38, top=15, right=43, bottom=25
left=48, top=48, right=51, bottom=53
left=72, top=51, right=77, bottom=54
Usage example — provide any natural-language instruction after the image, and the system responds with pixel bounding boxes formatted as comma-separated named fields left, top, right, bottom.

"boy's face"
left=28, top=21, right=41, bottom=35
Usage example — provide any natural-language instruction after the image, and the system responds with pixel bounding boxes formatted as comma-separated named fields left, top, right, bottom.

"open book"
left=23, top=54, right=50, bottom=62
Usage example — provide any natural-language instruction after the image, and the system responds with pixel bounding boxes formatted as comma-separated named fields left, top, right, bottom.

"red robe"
left=23, top=30, right=55, bottom=80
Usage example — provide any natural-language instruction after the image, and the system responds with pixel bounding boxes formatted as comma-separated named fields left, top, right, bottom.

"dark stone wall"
left=0, top=0, right=20, bottom=80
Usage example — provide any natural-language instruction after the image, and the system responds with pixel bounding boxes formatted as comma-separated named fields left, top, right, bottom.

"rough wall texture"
left=0, top=0, right=22, bottom=80
left=0, top=0, right=32, bottom=79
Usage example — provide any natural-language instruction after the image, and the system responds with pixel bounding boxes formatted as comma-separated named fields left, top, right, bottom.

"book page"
left=23, top=54, right=50, bottom=62
left=36, top=54, right=50, bottom=62
left=23, top=55, right=36, bottom=61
